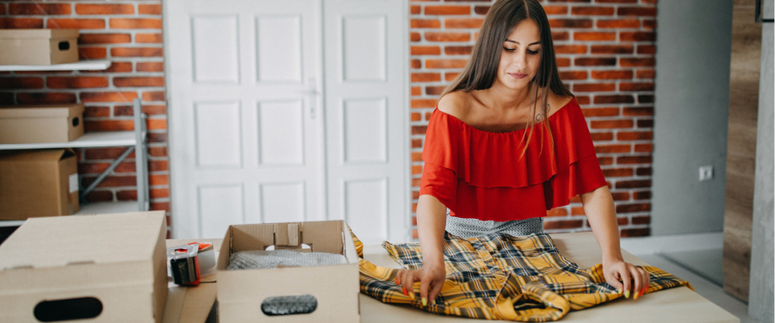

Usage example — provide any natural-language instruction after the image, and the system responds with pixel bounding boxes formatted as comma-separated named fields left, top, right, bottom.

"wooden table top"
left=163, top=232, right=739, bottom=323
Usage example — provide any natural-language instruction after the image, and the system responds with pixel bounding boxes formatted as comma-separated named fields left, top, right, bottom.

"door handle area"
left=298, top=77, right=319, bottom=119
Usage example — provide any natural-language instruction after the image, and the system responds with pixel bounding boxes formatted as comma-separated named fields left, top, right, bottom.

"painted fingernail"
left=402, top=287, right=407, bottom=296
left=422, top=297, right=428, bottom=306
left=396, top=277, right=400, bottom=284
left=410, top=291, right=416, bottom=300
left=617, top=288, right=622, bottom=294
left=625, top=290, right=630, bottom=299
left=432, top=300, right=436, bottom=305
left=634, top=291, right=640, bottom=300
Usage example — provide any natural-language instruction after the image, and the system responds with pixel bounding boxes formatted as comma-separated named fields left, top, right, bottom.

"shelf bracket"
left=134, top=98, right=149, bottom=212
left=79, top=98, right=149, bottom=212
left=80, top=146, right=135, bottom=203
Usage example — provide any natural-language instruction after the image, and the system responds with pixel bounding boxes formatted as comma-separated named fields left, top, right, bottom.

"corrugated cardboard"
left=0, top=104, right=85, bottom=144
left=0, top=29, right=79, bottom=65
left=0, top=211, right=168, bottom=323
left=0, top=148, right=79, bottom=220
left=217, top=220, right=361, bottom=323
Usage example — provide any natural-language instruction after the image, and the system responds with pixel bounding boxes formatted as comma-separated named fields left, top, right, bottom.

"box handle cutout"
left=264, top=243, right=312, bottom=251
left=72, top=116, right=79, bottom=127
left=261, top=295, right=317, bottom=316
left=58, top=41, right=70, bottom=51
left=34, top=297, right=103, bottom=322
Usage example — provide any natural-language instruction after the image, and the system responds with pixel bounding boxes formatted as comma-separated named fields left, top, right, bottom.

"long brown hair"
left=440, top=0, right=572, bottom=156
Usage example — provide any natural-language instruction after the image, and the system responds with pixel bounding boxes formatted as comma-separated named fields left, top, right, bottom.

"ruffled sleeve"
left=419, top=98, right=607, bottom=221
left=419, top=111, right=461, bottom=211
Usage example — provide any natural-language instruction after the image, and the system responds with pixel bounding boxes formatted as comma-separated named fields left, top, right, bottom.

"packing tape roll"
left=187, top=241, right=216, bottom=277
left=198, top=248, right=216, bottom=277
left=167, top=244, right=200, bottom=286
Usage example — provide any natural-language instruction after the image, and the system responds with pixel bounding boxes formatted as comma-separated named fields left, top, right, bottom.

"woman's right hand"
left=396, top=261, right=446, bottom=306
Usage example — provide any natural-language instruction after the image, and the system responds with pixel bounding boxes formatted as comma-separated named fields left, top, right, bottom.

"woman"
left=397, top=0, right=650, bottom=306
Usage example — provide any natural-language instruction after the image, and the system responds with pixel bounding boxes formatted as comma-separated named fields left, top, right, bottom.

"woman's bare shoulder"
left=437, top=91, right=471, bottom=120
left=547, top=90, right=574, bottom=116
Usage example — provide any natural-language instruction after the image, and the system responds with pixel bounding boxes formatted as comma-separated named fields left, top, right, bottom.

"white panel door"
left=166, top=0, right=408, bottom=242
left=166, top=0, right=325, bottom=238
left=324, top=0, right=409, bottom=243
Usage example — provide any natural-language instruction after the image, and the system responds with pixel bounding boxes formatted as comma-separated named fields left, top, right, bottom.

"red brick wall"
left=409, top=0, right=656, bottom=238
left=0, top=1, right=170, bottom=235
left=1, top=0, right=655, bottom=240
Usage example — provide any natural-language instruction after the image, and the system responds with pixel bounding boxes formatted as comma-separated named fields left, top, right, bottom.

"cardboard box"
left=0, top=211, right=168, bottom=323
left=0, top=104, right=85, bottom=144
left=0, top=29, right=79, bottom=65
left=217, top=220, right=361, bottom=323
left=0, top=148, right=79, bottom=220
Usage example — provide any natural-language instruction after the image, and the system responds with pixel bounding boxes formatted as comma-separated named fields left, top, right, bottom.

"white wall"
left=651, top=0, right=734, bottom=235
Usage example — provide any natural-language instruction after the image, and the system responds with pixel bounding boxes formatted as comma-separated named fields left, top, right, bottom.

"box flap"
left=0, top=148, right=71, bottom=163
left=0, top=211, right=166, bottom=270
left=301, top=220, right=344, bottom=254
left=0, top=104, right=84, bottom=119
left=0, top=29, right=78, bottom=40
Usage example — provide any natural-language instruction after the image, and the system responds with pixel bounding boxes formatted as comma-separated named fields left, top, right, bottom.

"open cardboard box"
left=0, top=211, right=168, bottom=323
left=0, top=148, right=79, bottom=220
left=217, top=220, right=361, bottom=323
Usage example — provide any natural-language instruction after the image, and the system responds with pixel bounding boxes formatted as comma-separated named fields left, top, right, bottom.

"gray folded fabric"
left=226, top=249, right=348, bottom=270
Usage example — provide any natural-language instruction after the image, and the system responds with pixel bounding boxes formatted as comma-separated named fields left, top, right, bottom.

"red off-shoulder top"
left=419, top=97, right=607, bottom=222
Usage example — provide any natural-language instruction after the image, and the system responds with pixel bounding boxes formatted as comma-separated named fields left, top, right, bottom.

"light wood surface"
left=163, top=233, right=739, bottom=323
left=359, top=232, right=738, bottom=323
left=723, top=0, right=761, bottom=302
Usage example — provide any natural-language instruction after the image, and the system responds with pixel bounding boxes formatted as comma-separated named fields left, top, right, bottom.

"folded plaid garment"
left=354, top=231, right=693, bottom=322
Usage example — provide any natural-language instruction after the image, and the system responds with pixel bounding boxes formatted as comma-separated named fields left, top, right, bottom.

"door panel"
left=261, top=182, right=306, bottom=223
left=345, top=179, right=388, bottom=242
left=194, top=101, right=242, bottom=167
left=256, top=16, right=303, bottom=82
left=258, top=100, right=305, bottom=165
left=342, top=15, right=387, bottom=81
left=324, top=0, right=408, bottom=243
left=167, top=0, right=324, bottom=238
left=192, top=16, right=240, bottom=83
left=198, top=185, right=244, bottom=238
left=343, top=98, right=387, bottom=163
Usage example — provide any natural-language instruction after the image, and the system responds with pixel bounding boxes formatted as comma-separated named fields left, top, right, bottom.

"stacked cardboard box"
left=0, top=29, right=79, bottom=65
left=0, top=104, right=85, bottom=144
left=0, top=104, right=86, bottom=220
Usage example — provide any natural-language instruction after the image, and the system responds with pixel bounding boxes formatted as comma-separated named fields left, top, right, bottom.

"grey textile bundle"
left=226, top=249, right=348, bottom=270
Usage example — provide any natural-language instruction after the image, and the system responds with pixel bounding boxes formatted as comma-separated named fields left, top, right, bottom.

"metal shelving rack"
left=0, top=98, right=149, bottom=227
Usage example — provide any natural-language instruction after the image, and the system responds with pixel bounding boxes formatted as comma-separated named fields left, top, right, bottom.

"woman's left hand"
left=603, top=259, right=650, bottom=300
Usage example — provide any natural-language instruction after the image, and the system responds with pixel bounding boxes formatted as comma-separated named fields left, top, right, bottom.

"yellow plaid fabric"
left=355, top=232, right=693, bottom=322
